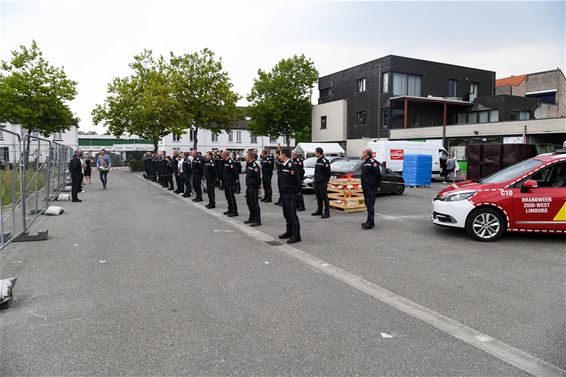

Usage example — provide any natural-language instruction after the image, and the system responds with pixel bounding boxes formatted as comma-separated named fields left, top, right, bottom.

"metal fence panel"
left=0, top=130, right=73, bottom=249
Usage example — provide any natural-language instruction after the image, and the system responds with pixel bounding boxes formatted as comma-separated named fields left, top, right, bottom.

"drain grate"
left=265, top=240, right=281, bottom=246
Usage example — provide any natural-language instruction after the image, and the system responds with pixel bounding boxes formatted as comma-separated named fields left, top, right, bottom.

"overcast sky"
left=1, top=0, right=564, bottom=132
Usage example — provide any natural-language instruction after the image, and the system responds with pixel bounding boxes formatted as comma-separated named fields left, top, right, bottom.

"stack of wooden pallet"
left=327, top=178, right=366, bottom=213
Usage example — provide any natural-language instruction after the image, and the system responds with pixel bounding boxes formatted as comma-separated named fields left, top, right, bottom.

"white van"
left=366, top=140, right=448, bottom=180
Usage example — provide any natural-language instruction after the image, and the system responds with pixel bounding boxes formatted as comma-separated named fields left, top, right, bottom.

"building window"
left=321, top=116, right=327, bottom=129
left=382, top=72, right=390, bottom=93
left=526, top=91, right=556, bottom=104
left=457, top=113, right=467, bottom=124
left=448, top=79, right=458, bottom=97
left=228, top=131, right=233, bottom=142
left=470, top=82, right=479, bottom=94
left=236, top=131, right=242, bottom=143
left=356, top=111, right=366, bottom=125
left=211, top=133, right=218, bottom=142
left=357, top=78, right=366, bottom=93
left=189, top=129, right=197, bottom=141
left=172, top=133, right=181, bottom=142
left=467, top=112, right=478, bottom=124
left=519, top=111, right=531, bottom=120
left=392, top=73, right=421, bottom=96
left=479, top=111, right=489, bottom=123
left=52, top=132, right=63, bottom=141
left=489, top=110, right=499, bottom=122
left=269, top=136, right=277, bottom=143
left=0, top=130, right=3, bottom=140
left=320, top=87, right=332, bottom=97
left=250, top=135, right=257, bottom=144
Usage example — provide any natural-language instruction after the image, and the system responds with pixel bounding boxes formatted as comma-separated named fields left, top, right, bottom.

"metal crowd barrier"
left=0, top=129, right=73, bottom=250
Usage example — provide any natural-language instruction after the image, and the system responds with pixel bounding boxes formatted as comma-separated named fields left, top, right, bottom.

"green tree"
left=92, top=50, right=185, bottom=152
left=0, top=40, right=77, bottom=162
left=247, top=54, right=318, bottom=147
left=169, top=49, right=241, bottom=150
left=78, top=130, right=98, bottom=135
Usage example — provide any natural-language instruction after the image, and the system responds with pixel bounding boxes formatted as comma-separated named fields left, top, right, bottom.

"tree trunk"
left=193, top=126, right=199, bottom=151
left=286, top=134, right=290, bottom=148
left=153, top=139, right=158, bottom=153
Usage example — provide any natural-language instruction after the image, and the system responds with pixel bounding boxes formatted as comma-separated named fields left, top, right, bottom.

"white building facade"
left=0, top=122, right=79, bottom=162
left=159, top=125, right=294, bottom=155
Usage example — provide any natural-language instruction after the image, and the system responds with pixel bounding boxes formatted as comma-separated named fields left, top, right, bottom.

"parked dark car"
left=330, top=158, right=405, bottom=195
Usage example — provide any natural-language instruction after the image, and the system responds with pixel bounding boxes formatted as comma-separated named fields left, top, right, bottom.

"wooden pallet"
left=329, top=200, right=367, bottom=213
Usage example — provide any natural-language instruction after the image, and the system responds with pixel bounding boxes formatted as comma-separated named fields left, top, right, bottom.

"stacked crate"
left=402, top=154, right=432, bottom=187
left=327, top=178, right=367, bottom=213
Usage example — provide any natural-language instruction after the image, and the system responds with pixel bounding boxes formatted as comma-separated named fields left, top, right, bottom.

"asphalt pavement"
left=0, top=170, right=564, bottom=376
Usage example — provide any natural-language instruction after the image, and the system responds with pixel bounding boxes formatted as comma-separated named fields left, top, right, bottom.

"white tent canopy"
left=294, top=143, right=345, bottom=157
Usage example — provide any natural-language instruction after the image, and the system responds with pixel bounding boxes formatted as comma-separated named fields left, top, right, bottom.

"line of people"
left=142, top=146, right=383, bottom=243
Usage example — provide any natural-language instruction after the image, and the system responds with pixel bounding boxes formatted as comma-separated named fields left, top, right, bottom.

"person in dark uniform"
left=69, top=149, right=83, bottom=202
left=149, top=153, right=157, bottom=182
left=292, top=150, right=306, bottom=211
left=204, top=151, right=216, bottom=208
left=244, top=150, right=262, bottom=227
left=222, top=151, right=238, bottom=217
left=191, top=150, right=204, bottom=202
left=360, top=148, right=382, bottom=230
left=143, top=152, right=150, bottom=180
left=260, top=150, right=273, bottom=202
left=171, top=150, right=181, bottom=193
left=312, top=147, right=331, bottom=218
left=214, top=151, right=224, bottom=189
left=156, top=154, right=164, bottom=186
left=274, top=151, right=283, bottom=206
left=278, top=148, right=301, bottom=244
left=232, top=152, right=242, bottom=194
left=164, top=152, right=174, bottom=190
left=182, top=152, right=192, bottom=197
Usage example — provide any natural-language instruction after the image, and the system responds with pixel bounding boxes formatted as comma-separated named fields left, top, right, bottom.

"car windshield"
left=478, top=159, right=543, bottom=184
left=303, top=157, right=317, bottom=169
left=331, top=160, right=363, bottom=171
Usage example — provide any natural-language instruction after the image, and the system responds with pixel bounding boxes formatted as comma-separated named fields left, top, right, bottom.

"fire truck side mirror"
left=521, top=180, right=538, bottom=193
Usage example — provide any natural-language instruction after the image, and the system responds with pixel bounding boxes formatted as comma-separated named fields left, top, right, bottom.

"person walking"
left=244, top=150, right=262, bottom=227
left=260, top=150, right=274, bottom=202
left=204, top=151, right=216, bottom=208
left=83, top=155, right=92, bottom=184
left=222, top=151, right=238, bottom=217
left=360, top=148, right=382, bottom=230
left=445, top=155, right=456, bottom=183
left=69, top=149, right=82, bottom=202
left=278, top=148, right=301, bottom=244
left=191, top=150, right=204, bottom=202
left=292, top=150, right=306, bottom=211
left=96, top=149, right=112, bottom=190
left=312, top=147, right=331, bottom=218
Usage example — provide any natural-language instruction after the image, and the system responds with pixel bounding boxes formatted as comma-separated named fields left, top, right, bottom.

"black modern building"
left=316, top=55, right=540, bottom=140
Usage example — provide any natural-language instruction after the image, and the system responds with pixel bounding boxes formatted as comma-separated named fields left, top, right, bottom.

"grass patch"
left=0, top=169, right=47, bottom=207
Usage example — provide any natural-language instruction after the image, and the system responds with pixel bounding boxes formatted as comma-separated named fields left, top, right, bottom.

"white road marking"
left=135, top=173, right=566, bottom=377
left=98, top=260, right=107, bottom=263
left=264, top=261, right=270, bottom=265
left=380, top=332, right=394, bottom=339
left=213, top=230, right=233, bottom=233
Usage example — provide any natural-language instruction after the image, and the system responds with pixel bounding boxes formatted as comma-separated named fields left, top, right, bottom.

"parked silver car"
left=301, top=156, right=344, bottom=191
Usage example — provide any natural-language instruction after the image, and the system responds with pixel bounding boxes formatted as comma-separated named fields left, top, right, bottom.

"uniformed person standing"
left=244, top=151, right=262, bottom=227
left=182, top=152, right=192, bottom=197
left=274, top=151, right=283, bottom=206
left=191, top=150, right=204, bottom=202
left=260, top=150, right=274, bottom=202
left=278, top=148, right=301, bottom=243
left=360, top=148, right=382, bottom=230
left=204, top=151, right=216, bottom=208
left=312, top=147, right=331, bottom=218
left=292, top=150, right=306, bottom=211
left=214, top=151, right=224, bottom=189
left=222, top=151, right=238, bottom=217
left=69, top=149, right=83, bottom=202
left=162, top=151, right=174, bottom=190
